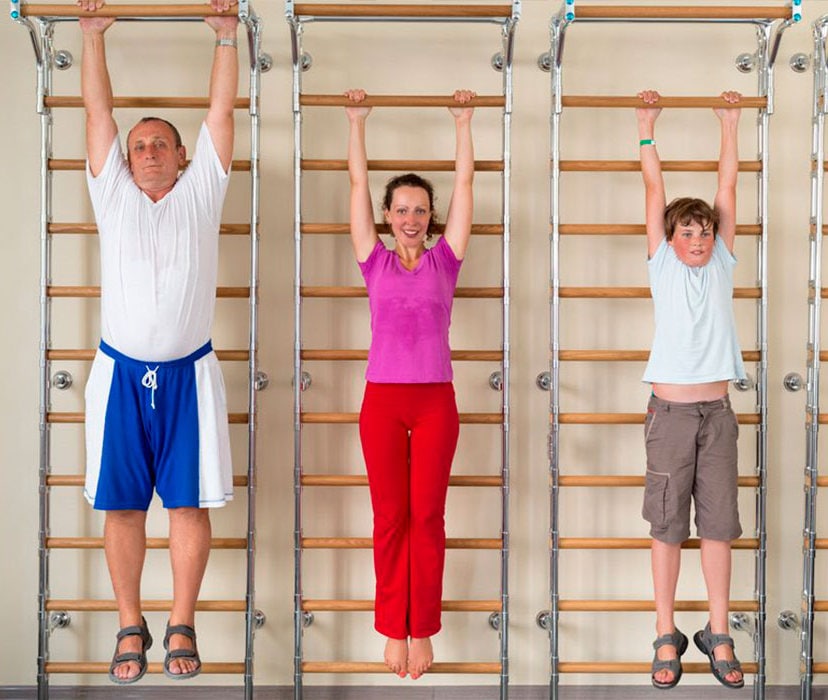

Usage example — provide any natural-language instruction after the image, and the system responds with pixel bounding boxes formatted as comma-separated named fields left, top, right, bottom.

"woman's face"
left=384, top=185, right=432, bottom=250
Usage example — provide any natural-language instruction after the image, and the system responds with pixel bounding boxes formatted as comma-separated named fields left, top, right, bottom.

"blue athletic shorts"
left=84, top=340, right=233, bottom=510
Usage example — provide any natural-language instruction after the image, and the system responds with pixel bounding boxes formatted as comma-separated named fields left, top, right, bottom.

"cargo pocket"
left=642, top=470, right=672, bottom=529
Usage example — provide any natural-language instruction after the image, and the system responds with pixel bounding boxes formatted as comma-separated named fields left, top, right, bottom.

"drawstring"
left=141, top=366, right=159, bottom=409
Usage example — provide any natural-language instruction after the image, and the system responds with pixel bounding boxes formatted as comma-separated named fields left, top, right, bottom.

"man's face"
left=126, top=120, right=186, bottom=199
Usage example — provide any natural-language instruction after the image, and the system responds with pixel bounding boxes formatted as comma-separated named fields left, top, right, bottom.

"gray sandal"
left=693, top=623, right=744, bottom=689
left=108, top=616, right=152, bottom=685
left=163, top=622, right=202, bottom=680
left=651, top=628, right=688, bottom=690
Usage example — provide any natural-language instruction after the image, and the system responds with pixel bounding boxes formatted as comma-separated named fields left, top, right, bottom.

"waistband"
left=98, top=339, right=213, bottom=368
left=648, top=394, right=731, bottom=411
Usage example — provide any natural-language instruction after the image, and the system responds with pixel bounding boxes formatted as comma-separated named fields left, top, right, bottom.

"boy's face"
left=669, top=219, right=715, bottom=267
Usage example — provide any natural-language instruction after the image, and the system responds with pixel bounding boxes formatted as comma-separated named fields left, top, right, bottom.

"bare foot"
left=408, top=636, right=433, bottom=680
left=110, top=632, right=144, bottom=682
left=384, top=637, right=408, bottom=678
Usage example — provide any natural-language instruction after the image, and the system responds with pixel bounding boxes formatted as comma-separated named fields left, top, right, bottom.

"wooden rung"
left=559, top=224, right=762, bottom=236
left=815, top=417, right=828, bottom=425
left=49, top=159, right=251, bottom=172
left=49, top=223, right=250, bottom=235
left=300, top=94, right=505, bottom=108
left=560, top=160, right=761, bottom=173
left=558, top=537, right=759, bottom=550
left=302, top=474, right=502, bottom=487
left=48, top=412, right=249, bottom=424
left=45, top=96, right=249, bottom=109
left=47, top=286, right=250, bottom=298
left=301, top=159, right=503, bottom=172
left=569, top=6, right=790, bottom=20
left=558, top=661, right=758, bottom=674
left=301, top=412, right=502, bottom=425
left=813, top=539, right=828, bottom=548
left=21, top=3, right=238, bottom=17
left=558, top=413, right=760, bottom=425
left=558, top=599, right=758, bottom=612
left=301, top=537, right=501, bottom=550
left=302, top=661, right=500, bottom=674
left=813, top=663, right=828, bottom=673
left=813, top=602, right=828, bottom=611
left=301, top=223, right=504, bottom=235
left=46, top=599, right=245, bottom=611
left=45, top=661, right=243, bottom=674
left=294, top=4, right=513, bottom=19
left=558, top=286, right=760, bottom=299
left=46, top=537, right=246, bottom=549
left=47, top=474, right=248, bottom=487
left=47, top=349, right=249, bottom=361
left=301, top=286, right=502, bottom=299
left=562, top=96, right=766, bottom=109
left=558, top=349, right=760, bottom=362
left=558, top=475, right=759, bottom=488
left=300, top=349, right=502, bottom=361
left=818, top=477, right=828, bottom=487
left=301, top=599, right=500, bottom=612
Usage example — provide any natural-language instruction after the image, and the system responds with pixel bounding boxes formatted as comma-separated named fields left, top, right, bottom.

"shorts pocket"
left=642, top=470, right=673, bottom=529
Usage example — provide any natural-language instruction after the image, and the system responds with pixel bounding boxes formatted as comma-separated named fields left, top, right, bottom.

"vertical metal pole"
left=801, top=18, right=828, bottom=700
left=243, top=14, right=262, bottom=700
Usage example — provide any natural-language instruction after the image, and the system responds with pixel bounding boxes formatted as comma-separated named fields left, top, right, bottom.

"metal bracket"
left=53, top=49, right=73, bottom=70
left=536, top=610, right=552, bottom=631
left=299, top=52, right=312, bottom=72
left=790, top=53, right=811, bottom=73
left=292, top=370, right=311, bottom=392
left=302, top=611, right=314, bottom=628
left=49, top=611, right=70, bottom=631
left=777, top=610, right=800, bottom=631
left=729, top=612, right=754, bottom=635
left=51, top=370, right=73, bottom=390
left=537, top=52, right=552, bottom=72
left=536, top=371, right=551, bottom=392
left=489, top=371, right=503, bottom=392
left=258, top=52, right=273, bottom=73
left=253, top=609, right=266, bottom=629
left=491, top=52, right=504, bottom=72
left=735, top=52, right=757, bottom=74
left=254, top=370, right=270, bottom=392
left=488, top=612, right=501, bottom=631
left=731, top=373, right=755, bottom=392
left=784, top=372, right=804, bottom=392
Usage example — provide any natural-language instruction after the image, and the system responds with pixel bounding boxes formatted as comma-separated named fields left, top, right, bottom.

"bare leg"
left=384, top=637, right=408, bottom=678
left=700, top=538, right=742, bottom=685
left=167, top=507, right=211, bottom=676
left=651, top=539, right=682, bottom=685
left=104, top=510, right=148, bottom=682
left=408, top=636, right=433, bottom=680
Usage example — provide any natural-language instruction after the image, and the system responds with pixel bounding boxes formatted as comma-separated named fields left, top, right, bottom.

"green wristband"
left=639, top=138, right=656, bottom=146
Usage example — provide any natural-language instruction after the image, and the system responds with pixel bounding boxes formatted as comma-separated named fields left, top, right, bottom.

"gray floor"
left=1, top=687, right=825, bottom=700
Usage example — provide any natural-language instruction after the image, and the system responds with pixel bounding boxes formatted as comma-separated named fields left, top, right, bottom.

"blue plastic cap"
left=565, top=11, right=574, bottom=19
left=565, top=0, right=574, bottom=5
left=10, top=9, right=18, bottom=17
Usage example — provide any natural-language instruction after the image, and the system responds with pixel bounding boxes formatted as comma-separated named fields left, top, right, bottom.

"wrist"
left=215, top=36, right=238, bottom=48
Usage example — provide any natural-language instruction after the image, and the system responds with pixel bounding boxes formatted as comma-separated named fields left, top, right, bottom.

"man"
left=78, top=0, right=239, bottom=683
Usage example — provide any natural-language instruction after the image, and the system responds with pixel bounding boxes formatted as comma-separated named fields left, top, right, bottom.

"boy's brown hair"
left=664, top=197, right=719, bottom=241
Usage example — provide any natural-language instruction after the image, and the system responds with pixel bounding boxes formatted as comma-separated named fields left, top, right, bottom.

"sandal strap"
left=653, top=629, right=687, bottom=652
left=166, top=623, right=196, bottom=641
left=167, top=648, right=199, bottom=661
left=652, top=657, right=681, bottom=673
left=704, top=631, right=735, bottom=650
left=116, top=624, right=147, bottom=642
left=111, top=651, right=144, bottom=666
left=712, top=657, right=742, bottom=674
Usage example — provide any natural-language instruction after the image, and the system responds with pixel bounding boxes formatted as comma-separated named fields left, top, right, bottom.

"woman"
left=344, top=88, right=475, bottom=679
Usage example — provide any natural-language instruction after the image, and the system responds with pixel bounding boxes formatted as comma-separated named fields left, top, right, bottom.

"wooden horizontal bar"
left=558, top=537, right=759, bottom=550
left=47, top=474, right=248, bottom=487
left=302, top=537, right=501, bottom=549
left=302, top=661, right=500, bottom=674
left=301, top=94, right=505, bottom=108
left=562, top=96, right=767, bottom=109
left=46, top=537, right=246, bottom=549
left=46, top=599, right=245, bottom=612
left=813, top=602, right=828, bottom=611
left=558, top=287, right=760, bottom=299
left=301, top=412, right=501, bottom=425
left=559, top=224, right=761, bottom=236
left=45, top=662, right=243, bottom=674
left=49, top=159, right=251, bottom=171
left=560, top=160, right=761, bottom=173
left=301, top=474, right=502, bottom=487
left=558, top=350, right=760, bottom=362
left=301, top=159, right=503, bottom=172
left=557, top=661, right=758, bottom=674
left=45, top=96, right=249, bottom=109
left=47, top=349, right=249, bottom=361
left=47, top=286, right=249, bottom=298
left=293, top=4, right=513, bottom=19
left=48, top=412, right=248, bottom=424
left=558, top=413, right=760, bottom=425
left=301, top=286, right=502, bottom=299
left=301, top=349, right=502, bottom=362
left=813, top=539, right=828, bottom=548
left=21, top=3, right=238, bottom=18
left=558, top=475, right=759, bottom=488
left=49, top=223, right=250, bottom=235
left=558, top=599, right=758, bottom=612
left=302, top=599, right=500, bottom=612
left=301, top=223, right=504, bottom=236
left=570, top=6, right=790, bottom=20
left=813, top=663, right=828, bottom=674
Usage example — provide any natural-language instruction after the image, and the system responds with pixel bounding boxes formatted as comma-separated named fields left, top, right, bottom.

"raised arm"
left=713, top=91, right=742, bottom=254
left=345, top=89, right=379, bottom=262
left=204, top=0, right=239, bottom=172
left=636, top=90, right=666, bottom=258
left=442, top=89, right=476, bottom=260
left=79, top=0, right=117, bottom=177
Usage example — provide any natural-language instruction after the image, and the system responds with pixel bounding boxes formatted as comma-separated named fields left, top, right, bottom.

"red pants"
left=359, top=382, right=460, bottom=639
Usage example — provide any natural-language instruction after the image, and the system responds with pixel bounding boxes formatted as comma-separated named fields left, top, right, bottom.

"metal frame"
left=11, top=7, right=264, bottom=699
left=287, top=4, right=519, bottom=700
left=546, top=4, right=794, bottom=699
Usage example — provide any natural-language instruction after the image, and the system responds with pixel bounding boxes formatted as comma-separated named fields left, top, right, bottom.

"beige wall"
left=0, top=0, right=823, bottom=690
